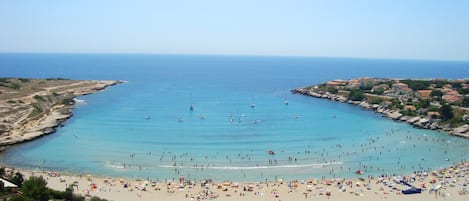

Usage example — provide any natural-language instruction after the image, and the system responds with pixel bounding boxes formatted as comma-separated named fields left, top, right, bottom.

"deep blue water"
left=1, top=53, right=468, bottom=181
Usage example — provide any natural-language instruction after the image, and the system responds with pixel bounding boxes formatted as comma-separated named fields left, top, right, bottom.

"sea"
left=0, top=53, right=469, bottom=182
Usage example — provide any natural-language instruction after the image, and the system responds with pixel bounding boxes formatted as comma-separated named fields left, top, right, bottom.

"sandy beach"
left=14, top=161, right=468, bottom=201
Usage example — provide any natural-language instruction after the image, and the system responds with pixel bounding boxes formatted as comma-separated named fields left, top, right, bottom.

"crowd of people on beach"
left=20, top=160, right=467, bottom=201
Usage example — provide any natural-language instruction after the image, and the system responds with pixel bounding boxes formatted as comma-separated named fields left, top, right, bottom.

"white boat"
left=250, top=103, right=255, bottom=108
left=284, top=98, right=288, bottom=105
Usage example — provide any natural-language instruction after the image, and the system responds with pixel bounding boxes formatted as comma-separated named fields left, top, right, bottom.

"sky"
left=1, top=0, right=469, bottom=61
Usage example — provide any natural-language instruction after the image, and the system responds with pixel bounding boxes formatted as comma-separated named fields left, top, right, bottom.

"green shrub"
left=9, top=195, right=33, bottom=201
left=348, top=89, right=364, bottom=101
left=369, top=98, right=384, bottom=104
left=33, top=95, right=46, bottom=101
left=21, top=176, right=48, bottom=201
left=18, top=78, right=30, bottom=82
left=90, top=196, right=109, bottom=201
left=10, top=172, right=24, bottom=187
left=47, top=188, right=67, bottom=199
left=61, top=97, right=74, bottom=105
left=46, top=78, right=69, bottom=80
left=28, top=103, right=43, bottom=118
left=440, top=104, right=453, bottom=121
left=447, top=117, right=463, bottom=126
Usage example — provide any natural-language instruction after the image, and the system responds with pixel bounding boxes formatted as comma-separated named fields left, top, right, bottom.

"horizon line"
left=0, top=51, right=468, bottom=63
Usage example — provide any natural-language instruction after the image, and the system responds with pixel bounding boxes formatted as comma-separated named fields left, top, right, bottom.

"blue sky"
left=1, top=0, right=469, bottom=60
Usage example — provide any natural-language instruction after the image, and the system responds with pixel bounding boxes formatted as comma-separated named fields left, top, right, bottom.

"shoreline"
left=8, top=161, right=468, bottom=201
left=291, top=81, right=469, bottom=139
left=0, top=79, right=124, bottom=149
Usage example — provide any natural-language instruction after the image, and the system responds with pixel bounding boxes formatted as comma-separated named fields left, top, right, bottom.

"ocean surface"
left=1, top=53, right=469, bottom=181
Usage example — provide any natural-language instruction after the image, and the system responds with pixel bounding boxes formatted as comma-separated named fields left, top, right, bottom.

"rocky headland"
left=292, top=78, right=469, bottom=138
left=0, top=78, right=123, bottom=149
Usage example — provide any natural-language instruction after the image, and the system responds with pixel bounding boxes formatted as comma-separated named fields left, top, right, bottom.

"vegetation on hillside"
left=300, top=78, right=469, bottom=127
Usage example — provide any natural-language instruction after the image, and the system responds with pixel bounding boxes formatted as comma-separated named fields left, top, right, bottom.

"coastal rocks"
left=413, top=118, right=430, bottom=128
left=359, top=101, right=371, bottom=109
left=406, top=116, right=421, bottom=124
left=385, top=111, right=403, bottom=120
left=450, top=124, right=469, bottom=138
left=453, top=124, right=469, bottom=133
left=291, top=88, right=347, bottom=102
left=0, top=79, right=122, bottom=148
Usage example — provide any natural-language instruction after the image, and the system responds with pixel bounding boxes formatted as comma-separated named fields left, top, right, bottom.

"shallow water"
left=1, top=54, right=468, bottom=181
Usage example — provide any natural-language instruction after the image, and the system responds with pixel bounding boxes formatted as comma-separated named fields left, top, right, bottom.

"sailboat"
left=189, top=93, right=194, bottom=111
left=284, top=98, right=289, bottom=105
left=189, top=104, right=194, bottom=111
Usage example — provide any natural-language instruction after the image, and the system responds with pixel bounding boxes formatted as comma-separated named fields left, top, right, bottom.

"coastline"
left=0, top=79, right=124, bottom=149
left=291, top=79, right=469, bottom=139
left=9, top=161, right=469, bottom=201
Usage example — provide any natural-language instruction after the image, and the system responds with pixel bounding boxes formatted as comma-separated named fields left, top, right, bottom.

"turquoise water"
left=1, top=54, right=469, bottom=181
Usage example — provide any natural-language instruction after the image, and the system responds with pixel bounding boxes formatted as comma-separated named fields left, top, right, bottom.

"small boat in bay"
left=189, top=93, right=194, bottom=111
left=189, top=104, right=194, bottom=111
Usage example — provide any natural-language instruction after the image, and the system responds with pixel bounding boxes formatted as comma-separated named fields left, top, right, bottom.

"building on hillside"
left=0, top=177, right=18, bottom=190
left=427, top=111, right=440, bottom=119
left=392, top=82, right=408, bottom=90
left=442, top=84, right=453, bottom=89
left=325, top=80, right=346, bottom=88
left=371, top=84, right=389, bottom=93
left=347, top=79, right=360, bottom=89
left=416, top=90, right=432, bottom=99
left=404, top=105, right=416, bottom=111
left=442, top=90, right=463, bottom=103
left=359, top=77, right=375, bottom=89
